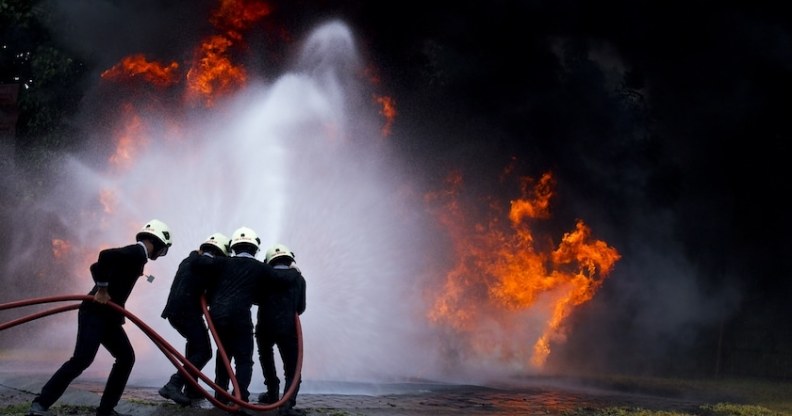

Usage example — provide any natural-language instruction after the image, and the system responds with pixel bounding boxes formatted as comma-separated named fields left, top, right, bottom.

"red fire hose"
left=0, top=294, right=303, bottom=413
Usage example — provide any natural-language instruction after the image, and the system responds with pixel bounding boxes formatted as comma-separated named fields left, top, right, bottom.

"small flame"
left=374, top=94, right=397, bottom=137
left=425, top=169, right=620, bottom=369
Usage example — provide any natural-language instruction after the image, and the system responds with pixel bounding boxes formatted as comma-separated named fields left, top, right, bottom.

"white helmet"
left=230, top=226, right=260, bottom=251
left=200, top=232, right=230, bottom=256
left=265, top=243, right=295, bottom=264
left=136, top=219, right=172, bottom=248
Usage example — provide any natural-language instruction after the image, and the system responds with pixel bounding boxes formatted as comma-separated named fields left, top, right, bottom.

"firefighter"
left=255, top=243, right=307, bottom=415
left=201, top=226, right=276, bottom=408
left=27, top=219, right=172, bottom=416
left=158, top=232, right=231, bottom=406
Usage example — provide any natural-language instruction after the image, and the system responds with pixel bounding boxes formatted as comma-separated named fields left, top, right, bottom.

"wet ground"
left=0, top=371, right=725, bottom=416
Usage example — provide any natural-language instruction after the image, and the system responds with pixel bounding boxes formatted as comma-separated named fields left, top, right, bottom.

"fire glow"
left=108, top=104, right=147, bottom=169
left=425, top=170, right=620, bottom=369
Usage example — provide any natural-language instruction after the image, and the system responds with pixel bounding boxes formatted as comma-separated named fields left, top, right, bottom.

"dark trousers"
left=213, top=316, right=254, bottom=402
left=166, top=315, right=212, bottom=391
left=256, top=328, right=301, bottom=406
left=34, top=308, right=135, bottom=413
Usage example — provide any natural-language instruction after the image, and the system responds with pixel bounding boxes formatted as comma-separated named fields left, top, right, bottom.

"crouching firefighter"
left=159, top=232, right=231, bottom=406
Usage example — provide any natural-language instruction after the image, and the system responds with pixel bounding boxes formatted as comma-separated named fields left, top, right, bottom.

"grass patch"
left=560, top=403, right=787, bottom=416
left=0, top=403, right=29, bottom=416
left=0, top=403, right=97, bottom=416
left=564, top=407, right=696, bottom=415
left=701, top=402, right=787, bottom=416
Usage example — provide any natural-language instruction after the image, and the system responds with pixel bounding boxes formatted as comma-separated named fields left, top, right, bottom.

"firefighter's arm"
left=90, top=250, right=115, bottom=304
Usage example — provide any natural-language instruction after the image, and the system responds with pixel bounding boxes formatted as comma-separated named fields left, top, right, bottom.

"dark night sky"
left=4, top=0, right=791, bottom=378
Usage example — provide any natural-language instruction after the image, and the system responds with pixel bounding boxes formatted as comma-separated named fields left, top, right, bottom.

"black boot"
left=258, top=379, right=279, bottom=404
left=257, top=390, right=279, bottom=404
left=184, top=384, right=204, bottom=401
left=159, top=375, right=191, bottom=406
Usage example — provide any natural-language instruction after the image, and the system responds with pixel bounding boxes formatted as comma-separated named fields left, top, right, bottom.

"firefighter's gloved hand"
left=94, top=287, right=111, bottom=304
left=289, top=261, right=301, bottom=273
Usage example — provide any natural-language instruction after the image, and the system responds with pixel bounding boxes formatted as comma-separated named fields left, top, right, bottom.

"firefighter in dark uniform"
left=158, top=232, right=231, bottom=406
left=255, top=243, right=307, bottom=415
left=27, top=219, right=172, bottom=416
left=202, top=226, right=276, bottom=407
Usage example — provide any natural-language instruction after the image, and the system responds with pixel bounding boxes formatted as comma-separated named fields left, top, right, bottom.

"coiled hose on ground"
left=0, top=294, right=302, bottom=413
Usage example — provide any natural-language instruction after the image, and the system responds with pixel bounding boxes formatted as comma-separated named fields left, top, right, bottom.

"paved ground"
left=0, top=371, right=725, bottom=416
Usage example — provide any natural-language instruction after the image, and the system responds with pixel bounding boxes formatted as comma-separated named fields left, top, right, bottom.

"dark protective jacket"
left=200, top=255, right=277, bottom=323
left=80, top=242, right=148, bottom=324
left=255, top=266, right=306, bottom=334
left=161, top=250, right=216, bottom=321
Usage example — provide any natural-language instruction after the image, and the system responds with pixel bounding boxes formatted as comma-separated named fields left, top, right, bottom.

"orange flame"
left=426, top=170, right=620, bottom=369
left=185, top=35, right=247, bottom=107
left=185, top=0, right=271, bottom=107
left=100, top=54, right=180, bottom=87
left=374, top=94, right=397, bottom=137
